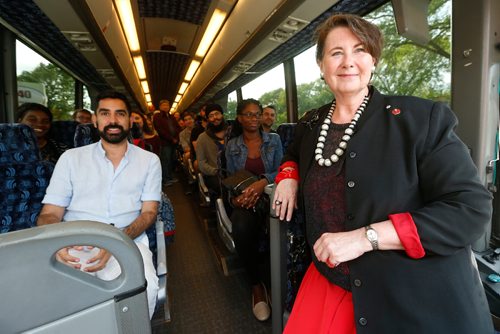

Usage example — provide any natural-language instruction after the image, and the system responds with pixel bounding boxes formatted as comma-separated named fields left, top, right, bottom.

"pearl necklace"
left=314, top=95, right=370, bottom=167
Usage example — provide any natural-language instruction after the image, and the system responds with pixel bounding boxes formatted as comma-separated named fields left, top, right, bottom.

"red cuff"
left=275, top=161, right=299, bottom=184
left=389, top=213, right=425, bottom=259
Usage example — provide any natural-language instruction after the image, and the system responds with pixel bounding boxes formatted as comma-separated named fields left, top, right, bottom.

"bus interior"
left=0, top=0, right=499, bottom=333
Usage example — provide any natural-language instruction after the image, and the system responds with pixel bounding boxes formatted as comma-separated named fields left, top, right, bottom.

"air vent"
left=62, top=31, right=97, bottom=52
left=232, top=62, right=254, bottom=74
left=96, top=69, right=117, bottom=79
left=268, top=16, right=309, bottom=43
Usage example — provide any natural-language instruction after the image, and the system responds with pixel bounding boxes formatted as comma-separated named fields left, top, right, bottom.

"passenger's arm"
left=123, top=201, right=159, bottom=240
left=37, top=204, right=65, bottom=225
left=196, top=135, right=218, bottom=176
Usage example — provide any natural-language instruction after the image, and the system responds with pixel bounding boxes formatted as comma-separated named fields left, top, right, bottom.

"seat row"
left=0, top=122, right=174, bottom=329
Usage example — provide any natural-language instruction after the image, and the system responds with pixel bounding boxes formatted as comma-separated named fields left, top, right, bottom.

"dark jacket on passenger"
left=153, top=111, right=181, bottom=146
left=283, top=87, right=493, bottom=333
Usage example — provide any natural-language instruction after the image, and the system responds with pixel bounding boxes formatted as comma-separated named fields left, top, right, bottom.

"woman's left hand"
left=239, top=179, right=268, bottom=209
left=313, top=228, right=371, bottom=267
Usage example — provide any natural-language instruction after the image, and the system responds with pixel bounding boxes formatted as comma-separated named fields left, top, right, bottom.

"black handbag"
left=221, top=169, right=260, bottom=197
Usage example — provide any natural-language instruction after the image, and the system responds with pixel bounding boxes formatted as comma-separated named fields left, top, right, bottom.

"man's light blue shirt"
left=42, top=141, right=162, bottom=245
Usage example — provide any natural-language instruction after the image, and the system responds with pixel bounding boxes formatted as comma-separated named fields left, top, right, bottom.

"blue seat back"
left=275, top=123, right=310, bottom=311
left=276, top=123, right=296, bottom=153
left=0, top=124, right=54, bottom=233
left=49, top=120, right=79, bottom=148
left=74, top=123, right=100, bottom=147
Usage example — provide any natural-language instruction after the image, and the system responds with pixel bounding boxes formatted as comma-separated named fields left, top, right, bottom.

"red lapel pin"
left=391, top=108, right=401, bottom=115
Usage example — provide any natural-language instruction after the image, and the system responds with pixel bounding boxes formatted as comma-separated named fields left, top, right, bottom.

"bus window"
left=365, top=0, right=451, bottom=103
left=16, top=40, right=77, bottom=120
left=293, top=45, right=333, bottom=118
left=226, top=90, right=238, bottom=120
left=241, top=64, right=285, bottom=128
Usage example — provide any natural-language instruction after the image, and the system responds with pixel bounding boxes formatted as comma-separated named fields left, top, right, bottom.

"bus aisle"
left=152, top=176, right=272, bottom=333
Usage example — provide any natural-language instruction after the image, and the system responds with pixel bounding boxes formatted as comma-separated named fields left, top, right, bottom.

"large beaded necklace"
left=315, top=94, right=370, bottom=167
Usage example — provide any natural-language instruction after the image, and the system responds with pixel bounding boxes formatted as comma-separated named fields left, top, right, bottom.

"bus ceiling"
left=0, top=0, right=390, bottom=113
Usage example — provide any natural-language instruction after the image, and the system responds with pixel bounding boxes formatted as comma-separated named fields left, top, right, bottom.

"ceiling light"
left=145, top=93, right=151, bottom=102
left=141, top=80, right=150, bottom=94
left=175, top=94, right=182, bottom=103
left=184, top=60, right=200, bottom=81
left=195, top=9, right=227, bottom=58
left=114, top=0, right=140, bottom=52
left=178, top=82, right=188, bottom=94
left=134, top=56, right=146, bottom=79
left=172, top=102, right=178, bottom=110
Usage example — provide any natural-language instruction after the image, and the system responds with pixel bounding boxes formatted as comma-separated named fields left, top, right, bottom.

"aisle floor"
left=152, top=180, right=272, bottom=333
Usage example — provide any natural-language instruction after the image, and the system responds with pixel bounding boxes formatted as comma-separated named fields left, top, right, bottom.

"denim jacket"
left=225, top=131, right=283, bottom=183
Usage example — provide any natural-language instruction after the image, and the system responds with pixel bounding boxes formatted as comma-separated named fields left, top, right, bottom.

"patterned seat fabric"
left=74, top=123, right=100, bottom=147
left=49, top=120, right=79, bottom=148
left=276, top=123, right=296, bottom=154
left=276, top=123, right=311, bottom=311
left=0, top=124, right=54, bottom=233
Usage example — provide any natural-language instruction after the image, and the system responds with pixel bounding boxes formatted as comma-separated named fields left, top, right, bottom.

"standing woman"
left=273, top=14, right=493, bottom=333
left=225, top=99, right=283, bottom=321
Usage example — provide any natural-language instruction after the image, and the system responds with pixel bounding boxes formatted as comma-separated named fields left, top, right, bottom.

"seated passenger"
left=179, top=111, right=195, bottom=167
left=36, top=90, right=161, bottom=319
left=195, top=103, right=228, bottom=194
left=262, top=105, right=277, bottom=133
left=190, top=115, right=208, bottom=172
left=130, top=109, right=148, bottom=149
left=17, top=103, right=68, bottom=164
left=225, top=99, right=283, bottom=321
left=72, top=108, right=93, bottom=124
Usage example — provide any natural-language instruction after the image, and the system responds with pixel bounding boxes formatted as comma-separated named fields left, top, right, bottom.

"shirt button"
left=353, top=279, right=362, bottom=287
left=349, top=151, right=357, bottom=158
left=347, top=214, right=354, bottom=220
left=347, top=181, right=355, bottom=188
left=359, top=317, right=367, bottom=326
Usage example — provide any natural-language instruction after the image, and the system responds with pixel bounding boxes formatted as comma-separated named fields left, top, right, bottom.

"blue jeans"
left=159, top=144, right=175, bottom=182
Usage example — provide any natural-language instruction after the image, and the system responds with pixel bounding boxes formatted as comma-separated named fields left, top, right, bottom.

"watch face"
left=367, top=229, right=377, bottom=240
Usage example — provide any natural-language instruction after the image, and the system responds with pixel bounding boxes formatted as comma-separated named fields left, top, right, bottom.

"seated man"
left=195, top=103, right=228, bottom=195
left=37, top=90, right=161, bottom=318
left=179, top=111, right=195, bottom=167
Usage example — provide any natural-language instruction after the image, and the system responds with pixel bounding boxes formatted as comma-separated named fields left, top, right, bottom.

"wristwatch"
left=365, top=225, right=379, bottom=250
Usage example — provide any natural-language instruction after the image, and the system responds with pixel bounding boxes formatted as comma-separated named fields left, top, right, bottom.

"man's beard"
left=207, top=119, right=226, bottom=133
left=99, top=124, right=130, bottom=144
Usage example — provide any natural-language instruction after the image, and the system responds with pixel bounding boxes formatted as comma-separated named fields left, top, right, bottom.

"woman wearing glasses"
left=225, top=98, right=283, bottom=321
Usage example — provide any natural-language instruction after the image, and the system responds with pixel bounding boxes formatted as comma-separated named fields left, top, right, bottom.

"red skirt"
left=283, top=263, right=356, bottom=334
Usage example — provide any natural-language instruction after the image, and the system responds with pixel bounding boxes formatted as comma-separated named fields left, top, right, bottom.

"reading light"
left=195, top=9, right=227, bottom=58
left=134, top=56, right=146, bottom=79
left=141, top=80, right=150, bottom=94
left=175, top=94, right=181, bottom=103
left=178, top=82, right=189, bottom=95
left=114, top=0, right=140, bottom=52
left=184, top=60, right=200, bottom=81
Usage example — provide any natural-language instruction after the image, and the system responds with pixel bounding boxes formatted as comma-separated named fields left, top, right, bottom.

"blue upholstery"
left=276, top=123, right=296, bottom=153
left=275, top=123, right=310, bottom=311
left=74, top=123, right=100, bottom=147
left=49, top=120, right=79, bottom=148
left=0, top=124, right=54, bottom=233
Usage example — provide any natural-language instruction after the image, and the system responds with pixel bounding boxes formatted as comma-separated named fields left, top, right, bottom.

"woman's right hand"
left=273, top=178, right=298, bottom=221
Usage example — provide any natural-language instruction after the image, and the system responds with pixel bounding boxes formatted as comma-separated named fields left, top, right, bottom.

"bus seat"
left=49, top=120, right=79, bottom=148
left=197, top=172, right=212, bottom=207
left=276, top=123, right=296, bottom=153
left=74, top=123, right=100, bottom=147
left=215, top=197, right=235, bottom=252
left=0, top=221, right=151, bottom=333
left=0, top=123, right=54, bottom=233
left=73, top=122, right=173, bottom=322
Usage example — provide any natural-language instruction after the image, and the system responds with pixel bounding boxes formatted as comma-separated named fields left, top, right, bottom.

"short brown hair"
left=315, top=13, right=383, bottom=65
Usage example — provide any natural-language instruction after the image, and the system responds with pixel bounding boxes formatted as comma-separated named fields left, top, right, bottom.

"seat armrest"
left=155, top=219, right=167, bottom=276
